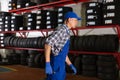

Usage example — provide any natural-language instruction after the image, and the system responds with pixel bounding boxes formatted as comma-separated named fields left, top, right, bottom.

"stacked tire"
left=46, top=11, right=58, bottom=29
left=103, top=0, right=120, bottom=25
left=34, top=53, right=45, bottom=68
left=17, top=0, right=30, bottom=9
left=27, top=50, right=39, bottom=67
left=54, top=7, right=73, bottom=26
left=20, top=51, right=29, bottom=65
left=85, top=2, right=103, bottom=26
left=11, top=15, right=24, bottom=31
left=70, top=35, right=119, bottom=52
left=4, top=36, right=46, bottom=49
left=82, top=55, right=97, bottom=77
left=97, top=55, right=119, bottom=80
left=0, top=12, right=11, bottom=31
left=8, top=0, right=17, bottom=10
left=36, top=10, right=47, bottom=29
left=73, top=55, right=82, bottom=74
left=23, top=13, right=37, bottom=30
left=6, top=53, right=21, bottom=64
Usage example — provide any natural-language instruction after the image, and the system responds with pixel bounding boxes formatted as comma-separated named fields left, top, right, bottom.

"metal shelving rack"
left=4, top=0, right=120, bottom=69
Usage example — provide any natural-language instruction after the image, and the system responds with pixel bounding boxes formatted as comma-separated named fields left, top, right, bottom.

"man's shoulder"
left=55, top=25, right=66, bottom=31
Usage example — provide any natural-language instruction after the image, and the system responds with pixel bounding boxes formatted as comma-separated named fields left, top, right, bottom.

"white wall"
left=0, top=0, right=9, bottom=11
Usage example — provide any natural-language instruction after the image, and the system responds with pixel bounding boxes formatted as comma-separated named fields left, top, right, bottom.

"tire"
left=98, top=55, right=116, bottom=62
left=82, top=70, right=97, bottom=77
left=97, top=66, right=119, bottom=73
left=97, top=60, right=117, bottom=67
left=73, top=37, right=78, bottom=50
left=73, top=55, right=82, bottom=74
left=97, top=72, right=119, bottom=80
left=77, top=36, right=83, bottom=51
left=82, top=54, right=97, bottom=59
left=37, top=37, right=42, bottom=48
left=34, top=53, right=42, bottom=67
left=70, top=36, right=75, bottom=50
left=82, top=64, right=96, bottom=71
left=82, top=58, right=96, bottom=65
left=40, top=54, right=45, bottom=68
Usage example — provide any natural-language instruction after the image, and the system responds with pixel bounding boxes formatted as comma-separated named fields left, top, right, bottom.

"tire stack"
left=17, top=0, right=30, bottom=9
left=20, top=51, right=29, bottom=65
left=69, top=35, right=119, bottom=52
left=49, top=0, right=59, bottom=2
left=54, top=7, right=73, bottom=26
left=36, top=10, right=47, bottom=29
left=0, top=34, right=6, bottom=47
left=4, top=14, right=12, bottom=31
left=85, top=2, right=103, bottom=26
left=8, top=0, right=17, bottom=11
left=97, top=55, right=119, bottom=80
left=6, top=53, right=21, bottom=65
left=73, top=55, right=82, bottom=74
left=4, top=36, right=46, bottom=49
left=82, top=55, right=97, bottom=77
left=11, top=15, right=24, bottom=31
left=0, top=12, right=11, bottom=32
left=103, top=0, right=120, bottom=25
left=34, top=53, right=44, bottom=68
left=25, top=2, right=37, bottom=7
left=27, top=50, right=38, bottom=67
left=37, top=0, right=49, bottom=5
left=24, top=13, right=37, bottom=30
left=46, top=11, right=58, bottom=29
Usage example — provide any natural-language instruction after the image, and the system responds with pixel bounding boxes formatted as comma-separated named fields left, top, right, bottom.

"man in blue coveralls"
left=45, top=11, right=81, bottom=80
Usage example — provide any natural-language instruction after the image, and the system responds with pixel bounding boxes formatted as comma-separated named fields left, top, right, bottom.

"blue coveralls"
left=46, top=39, right=70, bottom=80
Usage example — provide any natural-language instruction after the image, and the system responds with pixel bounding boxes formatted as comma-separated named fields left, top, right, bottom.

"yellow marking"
left=0, top=66, right=17, bottom=72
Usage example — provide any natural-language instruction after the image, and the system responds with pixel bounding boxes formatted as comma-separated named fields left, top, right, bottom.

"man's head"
left=64, top=12, right=81, bottom=29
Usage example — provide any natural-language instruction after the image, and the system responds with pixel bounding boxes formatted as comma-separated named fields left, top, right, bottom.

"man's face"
left=70, top=18, right=78, bottom=28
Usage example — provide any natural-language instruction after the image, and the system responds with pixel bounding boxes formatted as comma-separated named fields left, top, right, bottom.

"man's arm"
left=66, top=55, right=72, bottom=65
left=44, top=44, right=53, bottom=74
left=45, top=44, right=51, bottom=62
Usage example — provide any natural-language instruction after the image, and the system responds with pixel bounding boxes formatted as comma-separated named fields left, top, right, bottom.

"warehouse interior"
left=0, top=0, right=120, bottom=80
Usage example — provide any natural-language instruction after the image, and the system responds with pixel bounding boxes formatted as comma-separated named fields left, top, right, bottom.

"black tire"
left=82, top=58, right=96, bottom=65
left=97, top=72, right=119, bottom=80
left=82, top=54, right=97, bottom=59
left=40, top=54, right=45, bottom=68
left=98, top=55, right=116, bottom=62
left=82, top=64, right=96, bottom=71
left=70, top=36, right=75, bottom=50
left=34, top=53, right=42, bottom=67
left=77, top=36, right=83, bottom=51
left=97, top=60, right=117, bottom=67
left=73, top=55, right=82, bottom=74
left=82, top=70, right=97, bottom=77
left=97, top=66, right=119, bottom=73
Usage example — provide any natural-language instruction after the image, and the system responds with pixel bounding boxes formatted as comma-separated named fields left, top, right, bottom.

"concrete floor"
left=0, top=65, right=100, bottom=80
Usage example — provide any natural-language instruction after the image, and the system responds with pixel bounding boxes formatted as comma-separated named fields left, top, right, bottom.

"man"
left=45, top=11, right=81, bottom=80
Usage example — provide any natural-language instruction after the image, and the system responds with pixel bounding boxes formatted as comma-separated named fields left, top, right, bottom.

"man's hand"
left=69, top=64, right=77, bottom=75
left=45, top=62, right=53, bottom=74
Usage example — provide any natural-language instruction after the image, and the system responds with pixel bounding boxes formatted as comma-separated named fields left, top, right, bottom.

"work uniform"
left=45, top=24, right=70, bottom=80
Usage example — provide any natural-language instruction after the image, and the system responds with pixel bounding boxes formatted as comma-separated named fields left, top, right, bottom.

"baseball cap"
left=64, top=11, right=81, bottom=20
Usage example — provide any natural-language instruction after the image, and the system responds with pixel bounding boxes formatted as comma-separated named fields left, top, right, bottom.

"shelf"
left=0, top=29, right=53, bottom=34
left=0, top=25, right=119, bottom=34
left=2, top=47, right=120, bottom=55
left=9, top=0, right=89, bottom=14
left=71, top=25, right=119, bottom=30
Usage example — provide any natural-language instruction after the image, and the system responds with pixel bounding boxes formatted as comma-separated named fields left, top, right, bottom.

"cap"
left=64, top=11, right=81, bottom=20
